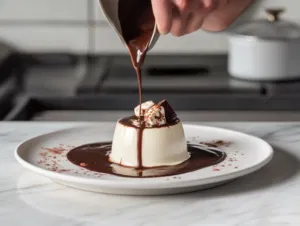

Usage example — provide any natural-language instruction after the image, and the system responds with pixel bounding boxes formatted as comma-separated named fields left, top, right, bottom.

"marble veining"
left=1, top=122, right=300, bottom=226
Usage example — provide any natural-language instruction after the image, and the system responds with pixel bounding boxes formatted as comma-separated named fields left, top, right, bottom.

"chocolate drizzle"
left=118, top=0, right=155, bottom=169
left=67, top=142, right=227, bottom=178
left=119, top=115, right=179, bottom=129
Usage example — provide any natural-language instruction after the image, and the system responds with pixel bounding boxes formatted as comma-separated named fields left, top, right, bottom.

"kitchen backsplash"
left=0, top=0, right=298, bottom=54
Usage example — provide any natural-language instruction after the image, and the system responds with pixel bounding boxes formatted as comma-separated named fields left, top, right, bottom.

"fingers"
left=215, top=0, right=229, bottom=8
left=151, top=0, right=226, bottom=36
left=151, top=0, right=173, bottom=34
left=185, top=12, right=205, bottom=34
left=173, top=0, right=199, bottom=15
left=185, top=0, right=219, bottom=34
left=202, top=0, right=252, bottom=32
left=169, top=0, right=200, bottom=36
left=170, top=13, right=189, bottom=36
left=202, top=0, right=214, bottom=9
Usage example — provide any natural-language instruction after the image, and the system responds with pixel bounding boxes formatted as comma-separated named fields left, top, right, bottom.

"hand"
left=151, top=0, right=253, bottom=36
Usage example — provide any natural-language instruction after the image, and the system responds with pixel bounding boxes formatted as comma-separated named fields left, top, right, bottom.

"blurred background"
left=1, top=0, right=300, bottom=122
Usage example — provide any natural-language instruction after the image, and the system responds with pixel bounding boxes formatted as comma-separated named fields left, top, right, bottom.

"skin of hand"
left=151, top=0, right=254, bottom=36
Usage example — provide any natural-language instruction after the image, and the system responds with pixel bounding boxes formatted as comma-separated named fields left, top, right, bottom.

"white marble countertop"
left=1, top=122, right=300, bottom=226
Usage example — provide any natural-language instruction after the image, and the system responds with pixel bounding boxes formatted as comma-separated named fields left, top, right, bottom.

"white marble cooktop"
left=1, top=122, right=300, bottom=226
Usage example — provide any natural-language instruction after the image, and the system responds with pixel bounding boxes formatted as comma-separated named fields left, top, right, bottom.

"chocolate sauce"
left=67, top=142, right=227, bottom=178
left=119, top=115, right=179, bottom=129
left=118, top=0, right=155, bottom=168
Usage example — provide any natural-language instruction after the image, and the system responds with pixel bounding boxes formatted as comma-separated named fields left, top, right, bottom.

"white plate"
left=15, top=123, right=273, bottom=195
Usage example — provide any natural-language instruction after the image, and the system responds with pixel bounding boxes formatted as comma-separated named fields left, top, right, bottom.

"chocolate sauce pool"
left=67, top=142, right=227, bottom=178
left=118, top=0, right=155, bottom=168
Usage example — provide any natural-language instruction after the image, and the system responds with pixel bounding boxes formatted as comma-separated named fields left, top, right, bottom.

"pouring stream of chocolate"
left=118, top=0, right=155, bottom=169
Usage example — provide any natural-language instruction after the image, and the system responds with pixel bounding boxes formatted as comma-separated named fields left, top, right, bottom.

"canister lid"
left=232, top=8, right=300, bottom=40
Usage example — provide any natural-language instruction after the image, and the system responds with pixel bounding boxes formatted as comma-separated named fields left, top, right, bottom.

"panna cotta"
left=109, top=100, right=190, bottom=168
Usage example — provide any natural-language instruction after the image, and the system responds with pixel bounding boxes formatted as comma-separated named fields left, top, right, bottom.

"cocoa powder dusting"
left=80, top=162, right=87, bottom=167
left=42, top=147, right=66, bottom=155
left=36, top=144, right=103, bottom=178
left=200, top=140, right=232, bottom=148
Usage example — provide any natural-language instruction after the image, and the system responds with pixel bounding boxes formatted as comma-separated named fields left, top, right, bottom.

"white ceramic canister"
left=228, top=8, right=300, bottom=81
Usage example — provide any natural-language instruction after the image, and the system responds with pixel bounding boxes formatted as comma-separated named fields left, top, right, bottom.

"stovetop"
left=2, top=53, right=300, bottom=121
left=19, top=54, right=300, bottom=97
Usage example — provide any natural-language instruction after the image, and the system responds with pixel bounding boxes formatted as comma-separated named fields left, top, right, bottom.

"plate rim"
left=15, top=123, right=274, bottom=189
